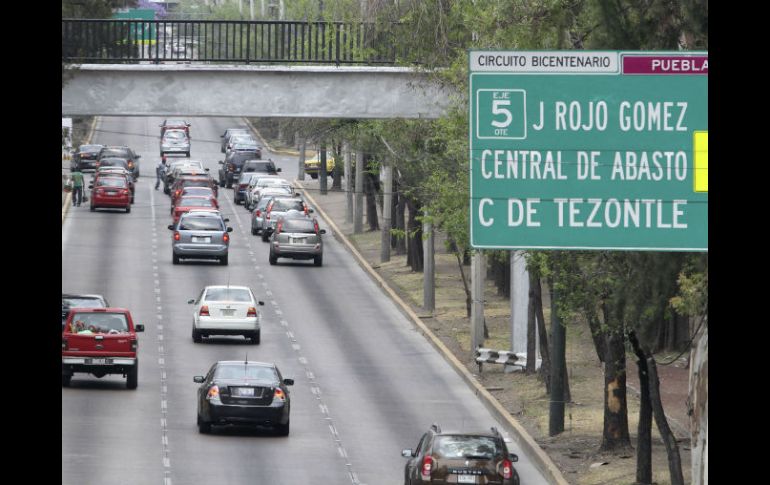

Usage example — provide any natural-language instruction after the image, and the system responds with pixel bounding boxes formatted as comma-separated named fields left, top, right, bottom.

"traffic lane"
left=151, top=182, right=355, bottom=485
left=62, top=117, right=164, bottom=484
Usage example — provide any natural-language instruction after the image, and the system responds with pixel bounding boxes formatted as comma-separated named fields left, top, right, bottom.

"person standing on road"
left=71, top=168, right=84, bottom=207
left=155, top=156, right=167, bottom=190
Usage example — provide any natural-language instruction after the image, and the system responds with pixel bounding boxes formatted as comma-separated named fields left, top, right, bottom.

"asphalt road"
left=62, top=116, right=551, bottom=485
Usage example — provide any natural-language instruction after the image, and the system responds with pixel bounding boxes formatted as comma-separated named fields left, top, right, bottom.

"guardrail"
left=474, top=348, right=524, bottom=373
left=62, top=19, right=405, bottom=65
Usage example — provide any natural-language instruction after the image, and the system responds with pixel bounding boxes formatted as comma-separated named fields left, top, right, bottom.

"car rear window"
left=179, top=197, right=213, bottom=207
left=204, top=288, right=252, bottom=302
left=100, top=158, right=129, bottom=168
left=183, top=180, right=210, bottom=188
left=215, top=364, right=278, bottom=381
left=97, top=178, right=127, bottom=188
left=68, top=312, right=129, bottom=334
left=101, top=149, right=130, bottom=158
left=179, top=217, right=223, bottom=231
left=432, top=436, right=501, bottom=460
left=282, top=219, right=316, bottom=233
left=243, top=162, right=274, bottom=172
left=273, top=199, right=304, bottom=211
left=183, top=188, right=212, bottom=196
left=80, top=145, right=102, bottom=152
left=164, top=131, right=187, bottom=140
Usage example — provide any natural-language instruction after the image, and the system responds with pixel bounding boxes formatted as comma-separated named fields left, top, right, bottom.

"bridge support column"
left=354, top=150, right=364, bottom=234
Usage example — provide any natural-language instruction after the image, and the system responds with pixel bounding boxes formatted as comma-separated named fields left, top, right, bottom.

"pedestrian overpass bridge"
left=62, top=64, right=450, bottom=118
left=62, top=19, right=451, bottom=118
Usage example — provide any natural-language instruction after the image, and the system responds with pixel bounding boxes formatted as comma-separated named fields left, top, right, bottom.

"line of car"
left=64, top=122, right=523, bottom=481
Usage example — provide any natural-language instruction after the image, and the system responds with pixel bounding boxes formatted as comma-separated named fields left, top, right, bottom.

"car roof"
left=68, top=307, right=129, bottom=314
left=217, top=360, right=274, bottom=367
left=204, top=285, right=251, bottom=291
left=181, top=210, right=222, bottom=217
left=62, top=293, right=105, bottom=300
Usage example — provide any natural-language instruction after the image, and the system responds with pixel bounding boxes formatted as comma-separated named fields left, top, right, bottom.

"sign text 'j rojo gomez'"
left=469, top=51, right=708, bottom=251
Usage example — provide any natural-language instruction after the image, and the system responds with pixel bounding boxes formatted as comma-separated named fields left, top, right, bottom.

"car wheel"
left=126, top=205, right=131, bottom=214
left=131, top=196, right=135, bottom=204
left=219, top=177, right=225, bottom=188
left=192, top=326, right=202, bottom=343
left=126, top=366, right=138, bottom=389
left=251, top=225, right=258, bottom=236
left=261, top=231, right=270, bottom=242
left=269, top=253, right=277, bottom=265
left=173, top=253, right=180, bottom=265
left=62, top=374, right=72, bottom=387
left=310, top=173, right=318, bottom=179
left=197, top=416, right=212, bottom=434
left=314, top=255, right=323, bottom=267
left=249, top=330, right=260, bottom=345
left=275, top=418, right=290, bottom=436
left=90, top=204, right=95, bottom=212
left=220, top=254, right=228, bottom=265
left=186, top=152, right=190, bottom=158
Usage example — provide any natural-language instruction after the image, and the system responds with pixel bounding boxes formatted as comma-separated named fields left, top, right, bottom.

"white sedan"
left=189, top=286, right=264, bottom=344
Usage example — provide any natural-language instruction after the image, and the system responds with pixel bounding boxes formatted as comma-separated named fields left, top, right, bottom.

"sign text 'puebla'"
left=469, top=51, right=708, bottom=251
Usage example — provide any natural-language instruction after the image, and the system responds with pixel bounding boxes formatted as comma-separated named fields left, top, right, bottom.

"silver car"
left=161, top=129, right=191, bottom=157
left=260, top=197, right=311, bottom=241
left=269, top=215, right=326, bottom=266
left=188, top=285, right=265, bottom=344
left=169, top=211, right=232, bottom=265
left=245, top=175, right=290, bottom=209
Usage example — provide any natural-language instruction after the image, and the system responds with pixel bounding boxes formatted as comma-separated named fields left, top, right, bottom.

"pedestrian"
left=70, top=168, right=85, bottom=207
left=155, top=155, right=168, bottom=190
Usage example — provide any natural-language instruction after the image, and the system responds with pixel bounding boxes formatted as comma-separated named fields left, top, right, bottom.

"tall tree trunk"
left=600, top=310, right=632, bottom=451
left=689, top=322, right=708, bottom=485
left=526, top=284, right=537, bottom=374
left=364, top=170, right=379, bottom=231
left=331, top=141, right=342, bottom=190
left=394, top=180, right=406, bottom=254
left=647, top=355, right=685, bottom=485
left=532, top=274, right=551, bottom=392
left=405, top=198, right=423, bottom=271
left=453, top=248, right=472, bottom=318
left=629, top=331, right=653, bottom=484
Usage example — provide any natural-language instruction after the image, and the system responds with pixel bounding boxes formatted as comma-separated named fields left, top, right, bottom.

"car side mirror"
left=509, top=453, right=518, bottom=462
left=283, top=378, right=294, bottom=386
left=227, top=227, right=233, bottom=232
left=193, top=376, right=205, bottom=383
left=205, top=168, right=210, bottom=171
left=319, top=229, right=327, bottom=235
left=224, top=218, right=230, bottom=222
left=258, top=301, right=265, bottom=306
left=135, top=155, right=141, bottom=158
left=218, top=161, right=224, bottom=164
left=308, top=209, right=314, bottom=213
left=187, top=299, right=195, bottom=304
left=135, top=324, right=145, bottom=332
left=401, top=449, right=414, bottom=458
left=277, top=168, right=282, bottom=172
left=168, top=224, right=175, bottom=230
left=88, top=184, right=93, bottom=189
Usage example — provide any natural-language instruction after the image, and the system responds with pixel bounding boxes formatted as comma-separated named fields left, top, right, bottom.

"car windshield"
left=204, top=288, right=252, bottom=302
left=282, top=219, right=316, bottom=233
left=432, top=436, right=500, bottom=460
left=258, top=178, right=283, bottom=187
left=68, top=312, right=129, bottom=335
left=179, top=217, right=223, bottom=231
left=96, top=178, right=127, bottom=188
left=179, top=197, right=213, bottom=207
left=62, top=297, right=105, bottom=308
left=215, top=364, right=278, bottom=381
left=80, top=145, right=102, bottom=152
left=100, top=158, right=128, bottom=168
left=244, top=163, right=272, bottom=172
left=272, top=199, right=304, bottom=212
left=164, top=131, right=187, bottom=140
left=182, top=180, right=210, bottom=188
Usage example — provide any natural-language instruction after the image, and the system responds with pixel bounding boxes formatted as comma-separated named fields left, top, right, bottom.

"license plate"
left=457, top=476, right=477, bottom=484
left=221, top=309, right=235, bottom=316
left=233, top=387, right=254, bottom=397
left=88, top=358, right=110, bottom=365
left=106, top=190, right=117, bottom=195
left=290, top=237, right=305, bottom=244
left=191, top=237, right=211, bottom=243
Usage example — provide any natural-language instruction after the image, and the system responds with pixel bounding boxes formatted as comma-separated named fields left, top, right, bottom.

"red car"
left=171, top=176, right=218, bottom=204
left=90, top=176, right=132, bottom=213
left=172, top=195, right=219, bottom=224
left=62, top=307, right=145, bottom=389
left=160, top=119, right=191, bottom=137
left=176, top=186, right=216, bottom=202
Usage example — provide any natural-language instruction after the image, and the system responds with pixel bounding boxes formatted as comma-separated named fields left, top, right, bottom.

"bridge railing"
left=62, top=19, right=406, bottom=65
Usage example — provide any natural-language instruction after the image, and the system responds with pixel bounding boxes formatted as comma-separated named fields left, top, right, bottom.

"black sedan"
left=71, top=144, right=104, bottom=172
left=194, top=361, right=293, bottom=435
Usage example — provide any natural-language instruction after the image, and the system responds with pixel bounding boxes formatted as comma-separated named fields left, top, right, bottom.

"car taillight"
left=421, top=456, right=434, bottom=480
left=122, top=189, right=129, bottom=195
left=247, top=307, right=257, bottom=317
left=131, top=340, right=138, bottom=351
left=255, top=209, right=261, bottom=217
left=207, top=385, right=219, bottom=399
left=199, top=305, right=209, bottom=316
left=62, top=337, right=68, bottom=350
left=175, top=190, right=181, bottom=198
left=305, top=206, right=309, bottom=215
left=501, top=459, right=513, bottom=479
left=273, top=388, right=285, bottom=401
left=223, top=233, right=229, bottom=243
left=173, top=231, right=180, bottom=241
left=275, top=221, right=282, bottom=234
left=314, top=221, right=320, bottom=233
left=128, top=161, right=134, bottom=168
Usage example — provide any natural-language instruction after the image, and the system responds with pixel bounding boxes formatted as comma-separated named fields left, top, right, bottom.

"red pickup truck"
left=62, top=308, right=145, bottom=389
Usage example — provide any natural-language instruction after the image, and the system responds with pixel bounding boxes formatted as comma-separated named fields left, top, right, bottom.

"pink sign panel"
left=623, top=56, right=708, bottom=75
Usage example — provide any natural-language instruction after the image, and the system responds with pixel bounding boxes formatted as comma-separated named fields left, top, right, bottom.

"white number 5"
left=491, top=100, right=513, bottom=128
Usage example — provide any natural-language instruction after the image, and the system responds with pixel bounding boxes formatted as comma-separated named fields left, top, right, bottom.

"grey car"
left=260, top=197, right=311, bottom=241
left=161, top=129, right=191, bottom=157
left=169, top=211, right=233, bottom=265
left=221, top=128, right=250, bottom=152
left=269, top=215, right=326, bottom=266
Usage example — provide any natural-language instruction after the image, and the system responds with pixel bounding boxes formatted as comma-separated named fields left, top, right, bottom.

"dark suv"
left=233, top=160, right=281, bottom=204
left=401, top=424, right=520, bottom=485
left=218, top=151, right=263, bottom=188
left=98, top=146, right=141, bottom=180
left=71, top=144, right=104, bottom=172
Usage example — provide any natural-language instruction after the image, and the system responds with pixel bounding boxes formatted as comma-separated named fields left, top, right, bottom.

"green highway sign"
left=469, top=51, right=708, bottom=251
